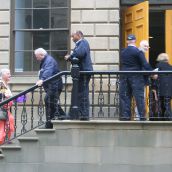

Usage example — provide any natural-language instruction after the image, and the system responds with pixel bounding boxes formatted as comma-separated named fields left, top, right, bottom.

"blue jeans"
left=119, top=75, right=145, bottom=120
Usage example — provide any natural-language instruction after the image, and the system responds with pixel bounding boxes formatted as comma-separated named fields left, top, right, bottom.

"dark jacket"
left=39, top=54, right=63, bottom=91
left=156, top=61, right=172, bottom=97
left=70, top=39, right=93, bottom=71
left=121, top=46, right=152, bottom=71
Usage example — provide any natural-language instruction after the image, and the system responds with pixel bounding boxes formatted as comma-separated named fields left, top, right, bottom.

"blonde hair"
left=157, top=53, right=169, bottom=62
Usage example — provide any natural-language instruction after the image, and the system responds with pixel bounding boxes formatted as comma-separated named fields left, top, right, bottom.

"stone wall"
left=71, top=0, right=120, bottom=71
left=0, top=0, right=120, bottom=94
left=0, top=0, right=10, bottom=69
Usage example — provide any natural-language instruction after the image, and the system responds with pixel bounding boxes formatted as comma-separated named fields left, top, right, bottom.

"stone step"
left=2, top=121, right=172, bottom=172
left=0, top=145, right=21, bottom=150
left=34, top=128, right=56, bottom=146
left=34, top=128, right=56, bottom=133
left=18, top=136, right=39, bottom=142
left=0, top=144, right=21, bottom=160
left=0, top=147, right=4, bottom=159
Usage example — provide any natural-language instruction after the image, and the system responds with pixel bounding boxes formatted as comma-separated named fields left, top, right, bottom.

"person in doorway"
left=134, top=40, right=150, bottom=120
left=119, top=34, right=152, bottom=121
left=64, top=30, right=93, bottom=120
left=0, top=68, right=14, bottom=144
left=35, top=48, right=66, bottom=129
left=154, top=53, right=172, bottom=120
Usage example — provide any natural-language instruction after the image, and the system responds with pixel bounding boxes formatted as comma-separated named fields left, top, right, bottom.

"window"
left=12, top=0, right=70, bottom=74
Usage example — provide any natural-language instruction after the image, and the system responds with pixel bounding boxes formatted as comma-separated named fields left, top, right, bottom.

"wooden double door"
left=122, top=1, right=172, bottom=64
left=121, top=1, right=172, bottom=118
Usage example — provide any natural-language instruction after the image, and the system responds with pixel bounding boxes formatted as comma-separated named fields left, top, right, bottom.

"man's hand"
left=64, top=54, right=70, bottom=61
left=151, top=68, right=158, bottom=80
left=151, top=74, right=158, bottom=80
left=36, top=80, right=43, bottom=86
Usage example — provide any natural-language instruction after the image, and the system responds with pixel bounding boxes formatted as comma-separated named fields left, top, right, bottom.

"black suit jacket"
left=70, top=39, right=93, bottom=71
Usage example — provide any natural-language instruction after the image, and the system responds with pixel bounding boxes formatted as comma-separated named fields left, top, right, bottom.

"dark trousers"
left=69, top=75, right=91, bottom=119
left=44, top=89, right=65, bottom=128
left=149, top=90, right=159, bottom=120
left=78, top=75, right=90, bottom=117
left=160, top=96, right=172, bottom=120
left=119, top=75, right=145, bottom=120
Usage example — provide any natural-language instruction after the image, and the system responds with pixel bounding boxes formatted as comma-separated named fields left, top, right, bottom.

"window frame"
left=10, top=0, right=71, bottom=75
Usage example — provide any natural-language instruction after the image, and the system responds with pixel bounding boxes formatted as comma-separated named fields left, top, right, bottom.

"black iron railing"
left=0, top=71, right=71, bottom=144
left=1, top=58, right=172, bottom=144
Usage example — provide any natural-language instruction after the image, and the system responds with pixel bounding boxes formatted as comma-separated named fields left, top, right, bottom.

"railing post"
left=70, top=57, right=80, bottom=119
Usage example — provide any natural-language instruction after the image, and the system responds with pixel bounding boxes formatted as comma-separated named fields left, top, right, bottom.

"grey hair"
left=0, top=68, right=10, bottom=78
left=140, top=40, right=149, bottom=48
left=34, top=48, right=47, bottom=55
left=157, top=53, right=169, bottom=62
left=139, top=40, right=149, bottom=53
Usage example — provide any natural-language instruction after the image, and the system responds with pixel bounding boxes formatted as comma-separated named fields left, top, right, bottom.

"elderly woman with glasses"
left=0, top=68, right=14, bottom=144
left=150, top=53, right=172, bottom=120
left=156, top=53, right=172, bottom=120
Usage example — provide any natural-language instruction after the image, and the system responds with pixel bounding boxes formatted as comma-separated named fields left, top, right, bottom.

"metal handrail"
left=0, top=69, right=172, bottom=144
left=0, top=71, right=71, bottom=106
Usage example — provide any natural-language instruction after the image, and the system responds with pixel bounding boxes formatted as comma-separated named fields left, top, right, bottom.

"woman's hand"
left=4, top=90, right=12, bottom=98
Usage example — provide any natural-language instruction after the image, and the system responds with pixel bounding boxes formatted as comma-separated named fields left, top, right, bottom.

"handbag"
left=0, top=108, right=7, bottom=120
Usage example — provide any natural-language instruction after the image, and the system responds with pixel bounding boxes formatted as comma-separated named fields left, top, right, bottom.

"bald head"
left=71, top=30, right=84, bottom=43
left=139, top=40, right=149, bottom=53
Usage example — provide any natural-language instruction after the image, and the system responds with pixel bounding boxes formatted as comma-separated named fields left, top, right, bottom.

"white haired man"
left=134, top=40, right=150, bottom=119
left=139, top=40, right=149, bottom=53
left=35, top=48, right=66, bottom=129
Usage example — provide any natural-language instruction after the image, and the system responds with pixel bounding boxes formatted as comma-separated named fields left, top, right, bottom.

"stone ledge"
left=0, top=154, right=4, bottom=159
left=0, top=145, right=21, bottom=150
left=52, top=120, right=172, bottom=130
left=18, top=137, right=39, bottom=142
left=34, top=129, right=56, bottom=133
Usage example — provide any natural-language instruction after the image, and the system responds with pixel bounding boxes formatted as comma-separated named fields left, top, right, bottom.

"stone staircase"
left=1, top=120, right=172, bottom=172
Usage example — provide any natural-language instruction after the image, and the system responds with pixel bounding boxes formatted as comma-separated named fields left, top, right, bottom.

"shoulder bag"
left=0, top=108, right=7, bottom=120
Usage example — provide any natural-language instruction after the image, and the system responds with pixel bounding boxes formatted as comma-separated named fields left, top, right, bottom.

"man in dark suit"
left=120, top=34, right=152, bottom=121
left=35, top=48, right=66, bottom=129
left=65, top=31, right=93, bottom=120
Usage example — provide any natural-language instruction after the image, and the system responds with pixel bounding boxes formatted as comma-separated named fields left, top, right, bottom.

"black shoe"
left=46, top=123, right=53, bottom=129
left=80, top=116, right=89, bottom=121
left=58, top=115, right=66, bottom=120
left=119, top=117, right=131, bottom=121
left=39, top=125, right=53, bottom=129
left=140, top=118, right=146, bottom=121
left=39, top=125, right=47, bottom=129
left=39, top=122, right=53, bottom=129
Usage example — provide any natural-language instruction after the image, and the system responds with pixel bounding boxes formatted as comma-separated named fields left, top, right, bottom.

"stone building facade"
left=1, top=0, right=172, bottom=93
left=71, top=0, right=120, bottom=71
left=0, top=0, right=120, bottom=93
